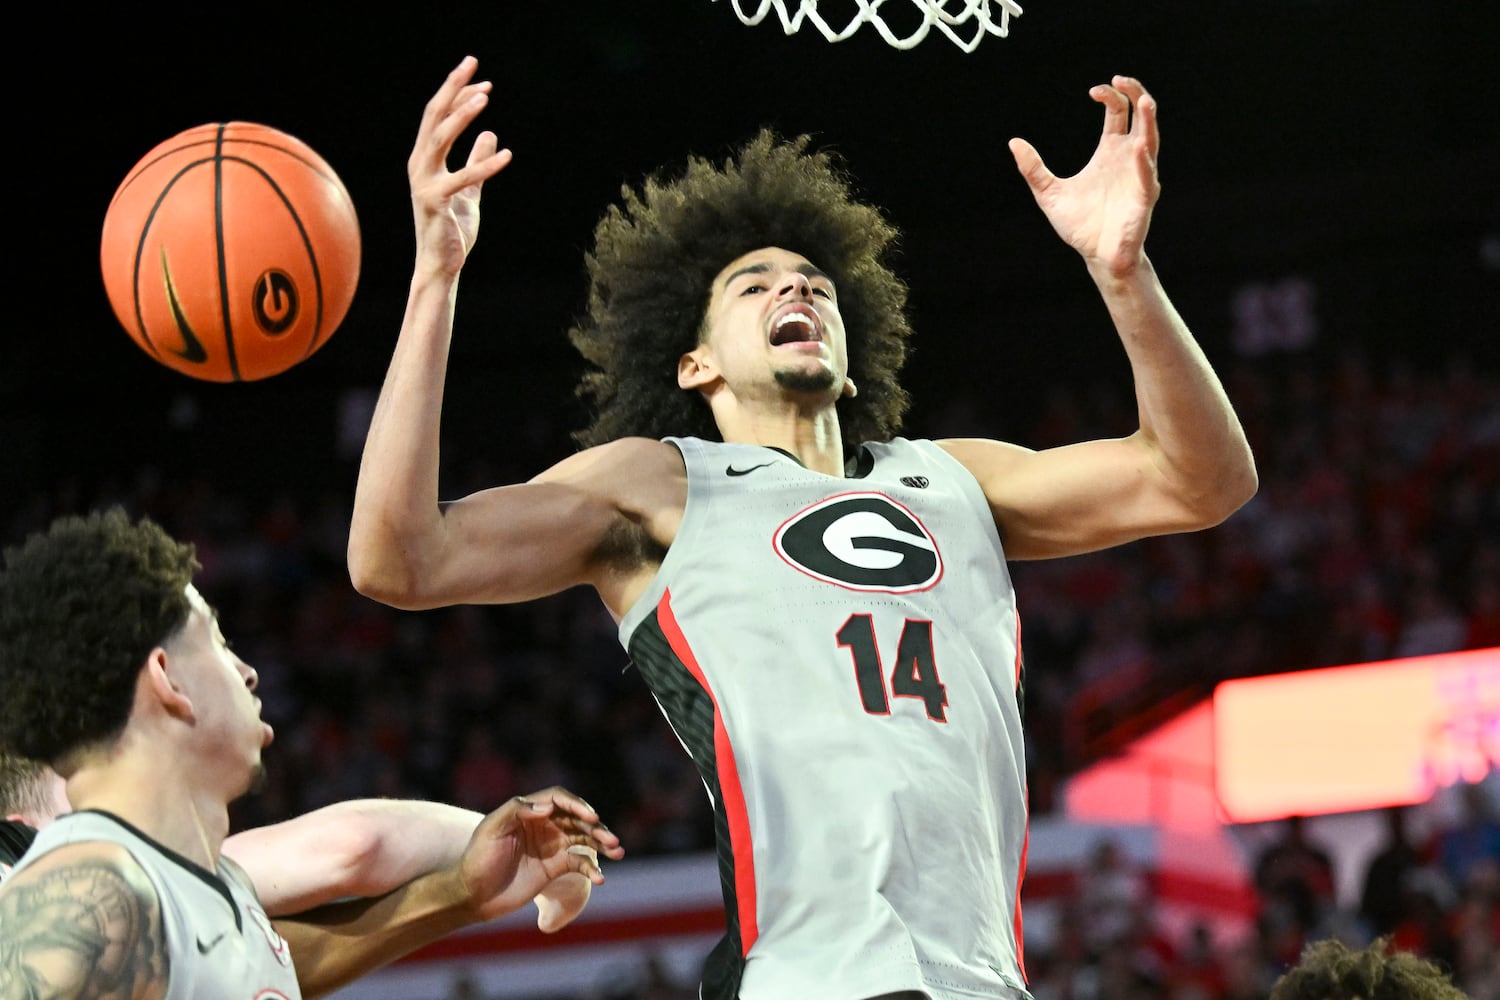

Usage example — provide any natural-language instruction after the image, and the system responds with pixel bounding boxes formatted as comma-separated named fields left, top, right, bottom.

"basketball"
left=99, top=122, right=361, bottom=382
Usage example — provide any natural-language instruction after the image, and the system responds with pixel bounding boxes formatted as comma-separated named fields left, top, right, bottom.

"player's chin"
left=772, top=364, right=839, bottom=396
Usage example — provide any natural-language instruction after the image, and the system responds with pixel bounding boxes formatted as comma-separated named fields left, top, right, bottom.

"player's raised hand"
left=408, top=55, right=513, bottom=280
left=457, top=787, right=624, bottom=925
left=1008, top=75, right=1162, bottom=277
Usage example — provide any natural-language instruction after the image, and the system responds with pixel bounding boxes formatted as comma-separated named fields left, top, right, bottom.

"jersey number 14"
left=837, top=614, right=949, bottom=722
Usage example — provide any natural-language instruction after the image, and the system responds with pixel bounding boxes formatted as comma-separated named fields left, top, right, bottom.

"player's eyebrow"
left=721, top=260, right=833, bottom=291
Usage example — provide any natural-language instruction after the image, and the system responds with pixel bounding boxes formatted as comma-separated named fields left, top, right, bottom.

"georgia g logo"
left=774, top=492, right=943, bottom=593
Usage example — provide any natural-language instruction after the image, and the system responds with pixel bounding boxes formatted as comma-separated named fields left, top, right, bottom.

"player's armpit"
left=0, top=846, right=167, bottom=1000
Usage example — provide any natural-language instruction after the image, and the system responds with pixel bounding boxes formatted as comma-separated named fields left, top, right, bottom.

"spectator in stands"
left=1359, top=806, right=1425, bottom=936
left=1428, top=781, right=1500, bottom=895
left=1255, top=815, right=1339, bottom=934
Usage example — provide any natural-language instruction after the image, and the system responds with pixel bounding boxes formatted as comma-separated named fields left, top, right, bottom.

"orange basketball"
left=100, top=122, right=361, bottom=382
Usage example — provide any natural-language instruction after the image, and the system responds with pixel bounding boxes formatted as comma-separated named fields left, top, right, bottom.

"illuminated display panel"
left=1213, top=647, right=1499, bottom=822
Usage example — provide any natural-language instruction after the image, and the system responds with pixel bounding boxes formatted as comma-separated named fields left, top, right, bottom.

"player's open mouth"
left=771, top=307, right=821, bottom=346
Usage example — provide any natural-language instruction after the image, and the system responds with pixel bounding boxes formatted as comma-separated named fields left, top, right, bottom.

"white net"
left=715, top=0, right=1022, bottom=52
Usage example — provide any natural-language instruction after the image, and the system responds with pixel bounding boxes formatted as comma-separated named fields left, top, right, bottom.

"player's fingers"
left=529, top=786, right=601, bottom=821
left=448, top=137, right=511, bottom=195
left=1135, top=93, right=1161, bottom=157
left=429, top=86, right=492, bottom=153
left=1110, top=77, right=1155, bottom=142
left=1112, top=75, right=1148, bottom=103
left=567, top=844, right=606, bottom=884
left=589, top=826, right=626, bottom=859
left=1092, top=83, right=1130, bottom=135
left=466, top=130, right=500, bottom=169
left=516, top=793, right=555, bottom=815
left=1008, top=138, right=1055, bottom=193
left=409, top=88, right=492, bottom=181
left=539, top=809, right=624, bottom=856
left=420, top=56, right=480, bottom=132
left=515, top=787, right=624, bottom=857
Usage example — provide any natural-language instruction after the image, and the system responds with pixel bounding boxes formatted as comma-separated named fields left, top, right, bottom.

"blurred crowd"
left=1018, top=782, right=1500, bottom=1000
left=3, top=345, right=1497, bottom=997
left=1014, top=349, right=1499, bottom=803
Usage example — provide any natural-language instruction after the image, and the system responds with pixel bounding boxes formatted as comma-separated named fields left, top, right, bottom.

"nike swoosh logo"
left=196, top=931, right=227, bottom=954
left=726, top=461, right=774, bottom=477
left=160, top=249, right=209, bottom=363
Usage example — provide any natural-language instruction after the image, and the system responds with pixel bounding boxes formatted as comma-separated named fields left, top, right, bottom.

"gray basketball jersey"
left=620, top=437, right=1032, bottom=1000
left=10, top=810, right=301, bottom=1000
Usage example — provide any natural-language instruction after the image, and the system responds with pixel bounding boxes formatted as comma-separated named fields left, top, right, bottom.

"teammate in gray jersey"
left=348, top=56, right=1257, bottom=999
left=2, top=749, right=599, bottom=932
left=0, top=509, right=623, bottom=999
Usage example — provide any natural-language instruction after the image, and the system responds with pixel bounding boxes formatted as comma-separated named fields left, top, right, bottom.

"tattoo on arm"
left=0, top=860, right=167, bottom=999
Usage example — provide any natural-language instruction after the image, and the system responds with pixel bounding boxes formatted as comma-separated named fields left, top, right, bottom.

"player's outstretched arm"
left=950, top=76, right=1255, bottom=560
left=0, top=843, right=168, bottom=1000
left=227, top=797, right=599, bottom=931
left=348, top=54, right=512, bottom=610
left=348, top=57, right=683, bottom=616
left=274, top=788, right=623, bottom=999
left=224, top=798, right=485, bottom=916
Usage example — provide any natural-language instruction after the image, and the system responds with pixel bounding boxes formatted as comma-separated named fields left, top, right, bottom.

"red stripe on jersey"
left=1014, top=611, right=1028, bottom=982
left=658, top=588, right=759, bottom=955
left=1014, top=613, right=1024, bottom=689
left=1014, top=819, right=1029, bottom=982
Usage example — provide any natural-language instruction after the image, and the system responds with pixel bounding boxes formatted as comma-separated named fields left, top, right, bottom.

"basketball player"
left=0, top=753, right=67, bottom=877
left=348, top=56, right=1256, bottom=999
left=1, top=749, right=595, bottom=932
left=1269, top=937, right=1469, bottom=1000
left=0, top=508, right=623, bottom=998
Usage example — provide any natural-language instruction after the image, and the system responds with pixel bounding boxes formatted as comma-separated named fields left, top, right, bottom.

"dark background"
left=4, top=1, right=1496, bottom=515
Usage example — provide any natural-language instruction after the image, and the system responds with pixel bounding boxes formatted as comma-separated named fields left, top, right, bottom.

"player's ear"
left=842, top=377, right=858, bottom=399
left=678, top=346, right=718, bottom=391
left=143, top=647, right=195, bottom=721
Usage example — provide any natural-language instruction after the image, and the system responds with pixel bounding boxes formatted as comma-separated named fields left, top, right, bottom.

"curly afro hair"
left=1269, top=937, right=1468, bottom=1000
left=0, top=508, right=198, bottom=766
left=569, top=129, right=913, bottom=455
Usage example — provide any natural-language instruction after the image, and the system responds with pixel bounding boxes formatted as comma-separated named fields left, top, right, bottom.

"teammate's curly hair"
left=1269, top=937, right=1468, bottom=1000
left=0, top=508, right=198, bottom=767
left=569, top=129, right=913, bottom=454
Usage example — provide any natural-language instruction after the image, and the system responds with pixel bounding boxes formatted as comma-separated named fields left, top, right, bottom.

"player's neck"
left=64, top=748, right=232, bottom=870
left=716, top=402, right=845, bottom=476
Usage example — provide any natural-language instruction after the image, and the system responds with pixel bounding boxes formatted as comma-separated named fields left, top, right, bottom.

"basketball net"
left=715, top=0, right=1022, bottom=52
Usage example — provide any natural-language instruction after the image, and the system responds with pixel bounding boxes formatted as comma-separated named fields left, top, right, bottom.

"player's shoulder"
left=0, top=837, right=168, bottom=1000
left=0, top=836, right=155, bottom=898
left=931, top=436, right=1035, bottom=475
